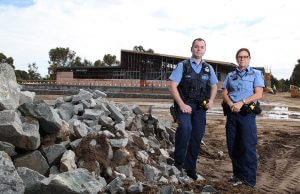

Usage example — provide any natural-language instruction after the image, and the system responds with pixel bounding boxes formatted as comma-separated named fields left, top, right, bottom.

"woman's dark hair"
left=236, top=48, right=251, bottom=59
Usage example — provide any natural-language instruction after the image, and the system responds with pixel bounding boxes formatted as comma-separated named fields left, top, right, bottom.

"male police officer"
left=222, top=48, right=264, bottom=188
left=169, top=38, right=218, bottom=180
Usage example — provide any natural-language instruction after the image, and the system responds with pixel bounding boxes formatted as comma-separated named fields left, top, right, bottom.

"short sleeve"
left=169, top=62, right=184, bottom=84
left=222, top=74, right=230, bottom=89
left=209, top=65, right=218, bottom=85
left=254, top=70, right=265, bottom=88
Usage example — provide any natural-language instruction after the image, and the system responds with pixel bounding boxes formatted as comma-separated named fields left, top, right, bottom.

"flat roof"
left=121, top=49, right=237, bottom=67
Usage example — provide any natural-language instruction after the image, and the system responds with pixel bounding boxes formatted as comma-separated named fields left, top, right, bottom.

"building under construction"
left=55, top=49, right=240, bottom=88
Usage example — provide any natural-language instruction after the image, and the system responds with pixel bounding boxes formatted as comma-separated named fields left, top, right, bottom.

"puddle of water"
left=260, top=105, right=300, bottom=120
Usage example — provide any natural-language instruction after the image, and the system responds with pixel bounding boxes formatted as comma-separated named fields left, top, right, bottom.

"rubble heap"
left=0, top=63, right=217, bottom=194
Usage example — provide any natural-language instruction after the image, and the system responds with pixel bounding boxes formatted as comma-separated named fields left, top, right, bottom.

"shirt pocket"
left=242, top=76, right=255, bottom=91
left=228, top=79, right=239, bottom=91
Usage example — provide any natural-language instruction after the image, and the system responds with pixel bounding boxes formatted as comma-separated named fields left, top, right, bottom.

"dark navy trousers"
left=174, top=103, right=206, bottom=172
left=226, top=112, right=257, bottom=186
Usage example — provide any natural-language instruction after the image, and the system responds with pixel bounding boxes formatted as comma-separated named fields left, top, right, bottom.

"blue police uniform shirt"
left=222, top=66, right=265, bottom=102
left=169, top=58, right=218, bottom=85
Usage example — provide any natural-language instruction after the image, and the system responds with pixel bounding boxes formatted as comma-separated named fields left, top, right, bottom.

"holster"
left=170, top=103, right=179, bottom=122
left=198, top=99, right=209, bottom=111
left=240, top=101, right=262, bottom=115
left=222, top=101, right=262, bottom=116
left=221, top=101, right=231, bottom=116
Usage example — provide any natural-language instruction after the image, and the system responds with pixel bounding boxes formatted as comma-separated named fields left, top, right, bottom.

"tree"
left=290, top=59, right=300, bottom=86
left=48, top=47, right=76, bottom=78
left=83, top=59, right=92, bottom=67
left=28, top=62, right=41, bottom=80
left=146, top=48, right=154, bottom=53
left=15, top=70, right=29, bottom=80
left=49, top=47, right=76, bottom=67
left=72, top=56, right=83, bottom=67
left=94, top=59, right=105, bottom=67
left=133, top=45, right=145, bottom=52
left=271, top=74, right=279, bottom=88
left=0, top=52, right=15, bottom=69
left=277, top=79, right=290, bottom=92
left=103, top=54, right=117, bottom=66
left=133, top=45, right=155, bottom=53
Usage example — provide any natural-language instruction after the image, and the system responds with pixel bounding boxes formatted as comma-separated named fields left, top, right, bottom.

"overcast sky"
left=0, top=0, right=299, bottom=79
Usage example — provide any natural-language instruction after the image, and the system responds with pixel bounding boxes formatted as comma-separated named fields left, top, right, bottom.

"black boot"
left=186, top=170, right=197, bottom=181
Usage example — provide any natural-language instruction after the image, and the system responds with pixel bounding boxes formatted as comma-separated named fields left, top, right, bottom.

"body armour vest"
left=177, top=60, right=211, bottom=102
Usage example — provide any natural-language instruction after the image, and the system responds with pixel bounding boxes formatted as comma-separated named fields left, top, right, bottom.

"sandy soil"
left=36, top=92, right=300, bottom=193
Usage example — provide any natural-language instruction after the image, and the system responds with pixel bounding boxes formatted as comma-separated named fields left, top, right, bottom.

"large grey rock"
left=72, top=120, right=88, bottom=138
left=41, top=143, right=67, bottom=165
left=128, top=182, right=143, bottom=194
left=49, top=165, right=60, bottom=176
left=14, top=150, right=49, bottom=175
left=0, top=141, right=17, bottom=157
left=109, top=138, right=128, bottom=148
left=0, top=63, right=20, bottom=110
left=71, top=89, right=93, bottom=104
left=0, top=151, right=25, bottom=194
left=60, top=150, right=77, bottom=172
left=18, top=100, right=62, bottom=134
left=17, top=167, right=45, bottom=194
left=136, top=150, right=149, bottom=163
left=83, top=109, right=104, bottom=120
left=93, top=90, right=107, bottom=98
left=0, top=112, right=40, bottom=150
left=73, top=103, right=83, bottom=115
left=21, top=116, right=41, bottom=150
left=130, top=115, right=144, bottom=131
left=99, top=115, right=114, bottom=127
left=115, top=164, right=133, bottom=177
left=69, top=138, right=82, bottom=150
left=0, top=110, right=25, bottom=148
left=106, top=177, right=123, bottom=194
left=19, top=91, right=35, bottom=105
left=83, top=119, right=98, bottom=128
left=57, top=103, right=74, bottom=121
left=41, top=168, right=105, bottom=194
left=132, top=105, right=143, bottom=115
left=94, top=102, right=110, bottom=115
left=106, top=103, right=125, bottom=122
left=144, top=164, right=160, bottom=182
left=115, top=121, right=126, bottom=131
left=159, top=185, right=176, bottom=194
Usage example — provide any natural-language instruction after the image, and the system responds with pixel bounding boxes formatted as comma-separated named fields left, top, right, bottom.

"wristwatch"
left=242, top=99, right=246, bottom=104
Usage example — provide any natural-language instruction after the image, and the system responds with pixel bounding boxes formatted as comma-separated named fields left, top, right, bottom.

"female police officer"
left=169, top=38, right=218, bottom=180
left=222, top=48, right=264, bottom=187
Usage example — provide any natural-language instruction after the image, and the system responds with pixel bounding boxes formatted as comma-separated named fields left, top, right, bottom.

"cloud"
left=0, top=0, right=299, bottom=79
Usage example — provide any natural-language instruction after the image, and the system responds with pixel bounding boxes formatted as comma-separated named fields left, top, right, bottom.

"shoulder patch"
left=204, top=66, right=210, bottom=73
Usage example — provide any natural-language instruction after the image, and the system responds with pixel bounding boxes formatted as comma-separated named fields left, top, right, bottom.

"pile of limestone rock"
left=0, top=63, right=217, bottom=194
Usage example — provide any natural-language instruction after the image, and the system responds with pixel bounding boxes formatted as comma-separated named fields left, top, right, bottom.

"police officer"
left=222, top=48, right=264, bottom=187
left=169, top=38, right=218, bottom=180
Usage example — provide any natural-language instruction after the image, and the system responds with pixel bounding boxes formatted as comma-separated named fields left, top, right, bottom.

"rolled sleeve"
left=209, top=65, right=218, bottom=85
left=169, top=62, right=184, bottom=84
left=254, top=70, right=265, bottom=88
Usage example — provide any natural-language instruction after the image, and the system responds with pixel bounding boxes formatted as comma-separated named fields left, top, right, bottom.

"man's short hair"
left=192, top=38, right=206, bottom=47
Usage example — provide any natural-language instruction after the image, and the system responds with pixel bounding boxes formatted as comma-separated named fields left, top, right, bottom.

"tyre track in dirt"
left=257, top=131, right=300, bottom=193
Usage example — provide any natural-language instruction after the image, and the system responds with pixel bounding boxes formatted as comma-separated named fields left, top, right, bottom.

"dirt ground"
left=37, top=92, right=300, bottom=193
